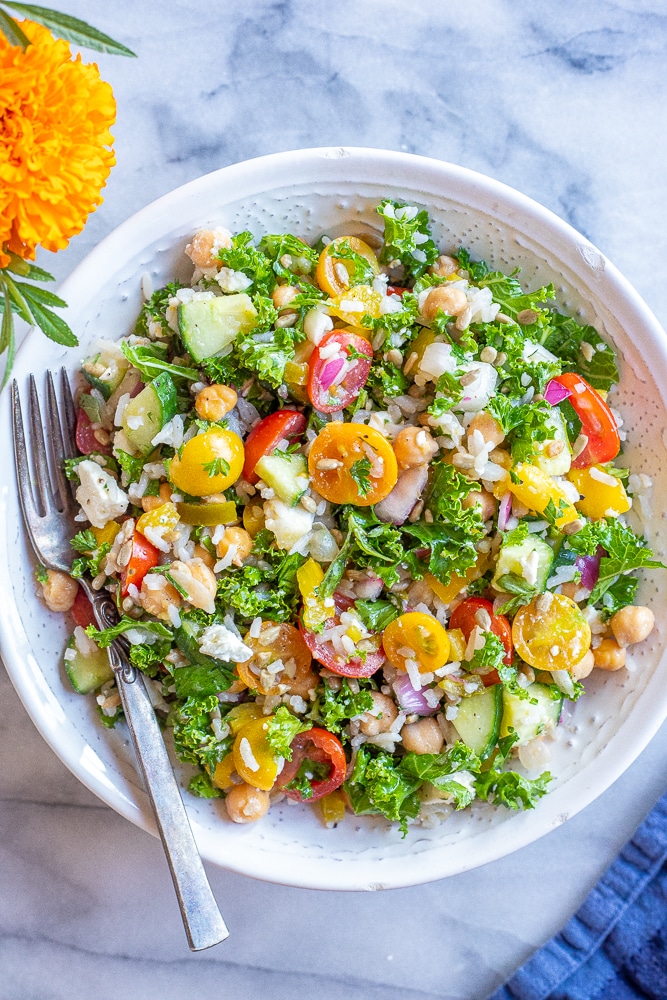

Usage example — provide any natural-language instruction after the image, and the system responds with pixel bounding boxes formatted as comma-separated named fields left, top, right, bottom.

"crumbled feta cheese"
left=216, top=267, right=253, bottom=293
left=199, top=623, right=253, bottom=663
left=75, top=460, right=129, bottom=528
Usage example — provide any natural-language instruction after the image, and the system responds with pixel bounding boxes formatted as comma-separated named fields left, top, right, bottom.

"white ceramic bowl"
left=2, top=147, right=667, bottom=890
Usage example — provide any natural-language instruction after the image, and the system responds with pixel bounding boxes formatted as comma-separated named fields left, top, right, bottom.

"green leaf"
left=120, top=341, right=199, bottom=382
left=171, top=662, right=233, bottom=698
left=540, top=312, right=619, bottom=391
left=23, top=296, right=78, bottom=346
left=0, top=285, right=15, bottom=388
left=312, top=679, right=374, bottom=738
left=14, top=281, right=67, bottom=309
left=567, top=518, right=665, bottom=604
left=0, top=6, right=29, bottom=47
left=2, top=2, right=136, bottom=55
left=377, top=201, right=439, bottom=280
left=86, top=616, right=172, bottom=648
left=355, top=599, right=400, bottom=632
left=265, top=706, right=311, bottom=760
left=349, top=457, right=372, bottom=499
left=3, top=272, right=32, bottom=324
left=4, top=252, right=55, bottom=282
left=474, top=767, right=552, bottom=810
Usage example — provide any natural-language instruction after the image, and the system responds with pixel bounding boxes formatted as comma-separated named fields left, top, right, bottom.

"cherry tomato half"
left=170, top=427, right=244, bottom=497
left=448, top=597, right=513, bottom=682
left=276, top=727, right=347, bottom=802
left=307, top=422, right=398, bottom=506
left=307, top=330, right=373, bottom=413
left=242, top=409, right=307, bottom=484
left=71, top=586, right=96, bottom=629
left=75, top=403, right=111, bottom=456
left=382, top=612, right=450, bottom=673
left=300, top=593, right=385, bottom=678
left=315, top=236, right=380, bottom=297
left=120, top=532, right=160, bottom=597
left=550, top=372, right=620, bottom=469
left=512, top=592, right=591, bottom=672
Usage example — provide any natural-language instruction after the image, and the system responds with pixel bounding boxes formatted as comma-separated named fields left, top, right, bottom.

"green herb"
left=120, top=341, right=199, bottom=382
left=349, top=457, right=372, bottom=498
left=475, top=766, right=552, bottom=810
left=217, top=231, right=275, bottom=294
left=567, top=518, right=665, bottom=605
left=467, top=632, right=506, bottom=675
left=377, top=201, right=439, bottom=280
left=355, top=599, right=400, bottom=632
left=345, top=746, right=421, bottom=834
left=265, top=706, right=312, bottom=760
left=313, top=680, right=375, bottom=738
left=85, top=616, right=172, bottom=648
left=327, top=239, right=376, bottom=286
left=494, top=573, right=539, bottom=616
left=128, top=639, right=172, bottom=678
left=188, top=773, right=222, bottom=799
left=171, top=695, right=232, bottom=772
left=540, top=313, right=619, bottom=391
left=202, top=456, right=230, bottom=478
left=115, top=449, right=146, bottom=485
left=34, top=563, right=49, bottom=585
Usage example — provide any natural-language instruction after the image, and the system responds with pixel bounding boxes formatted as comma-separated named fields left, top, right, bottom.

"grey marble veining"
left=2, top=1, right=667, bottom=997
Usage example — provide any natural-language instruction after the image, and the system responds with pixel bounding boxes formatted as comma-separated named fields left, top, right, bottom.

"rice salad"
left=41, top=200, right=664, bottom=832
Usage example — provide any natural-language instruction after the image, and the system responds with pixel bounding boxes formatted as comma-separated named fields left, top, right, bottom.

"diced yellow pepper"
left=567, top=465, right=630, bottom=520
left=297, top=558, right=330, bottom=630
left=136, top=500, right=180, bottom=536
left=210, top=753, right=236, bottom=791
left=318, top=789, right=347, bottom=827
left=425, top=553, right=491, bottom=606
left=509, top=463, right=578, bottom=527
left=243, top=502, right=265, bottom=537
left=446, top=628, right=467, bottom=662
left=92, top=521, right=120, bottom=547
left=227, top=702, right=263, bottom=735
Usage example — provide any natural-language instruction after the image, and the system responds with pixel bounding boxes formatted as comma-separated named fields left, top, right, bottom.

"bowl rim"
left=3, top=146, right=667, bottom=890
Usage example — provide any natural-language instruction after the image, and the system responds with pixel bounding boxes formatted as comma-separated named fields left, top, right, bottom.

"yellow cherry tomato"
left=512, top=592, right=591, bottom=672
left=233, top=716, right=279, bottom=791
left=308, top=422, right=398, bottom=505
left=210, top=753, right=236, bottom=791
left=567, top=465, right=631, bottom=520
left=403, top=327, right=435, bottom=375
left=508, top=462, right=579, bottom=528
left=316, top=236, right=380, bottom=297
left=382, top=612, right=451, bottom=673
left=226, top=702, right=264, bottom=735
left=242, top=502, right=265, bottom=537
left=169, top=427, right=244, bottom=497
left=297, top=558, right=331, bottom=631
left=328, top=285, right=384, bottom=329
left=136, top=500, right=180, bottom=537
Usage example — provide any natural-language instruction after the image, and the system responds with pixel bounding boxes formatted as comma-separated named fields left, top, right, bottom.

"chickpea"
left=42, top=570, right=79, bottom=613
left=216, top=526, right=253, bottom=567
left=193, top=542, right=216, bottom=569
left=169, top=558, right=217, bottom=614
left=593, top=638, right=626, bottom=672
left=467, top=411, right=505, bottom=448
left=286, top=667, right=319, bottom=700
left=571, top=649, right=595, bottom=681
left=159, top=482, right=173, bottom=503
left=195, top=384, right=238, bottom=423
left=139, top=578, right=181, bottom=620
left=429, top=254, right=459, bottom=278
left=271, top=284, right=299, bottom=310
left=141, top=495, right=163, bottom=513
left=185, top=227, right=232, bottom=269
left=393, top=426, right=439, bottom=469
left=401, top=717, right=444, bottom=755
left=359, top=692, right=399, bottom=736
left=224, top=782, right=271, bottom=824
left=420, top=285, right=468, bottom=323
left=462, top=488, right=497, bottom=522
left=610, top=605, right=655, bottom=648
left=559, top=581, right=580, bottom=602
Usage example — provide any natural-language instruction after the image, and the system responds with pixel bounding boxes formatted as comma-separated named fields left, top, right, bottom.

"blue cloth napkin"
left=489, top=792, right=667, bottom=1000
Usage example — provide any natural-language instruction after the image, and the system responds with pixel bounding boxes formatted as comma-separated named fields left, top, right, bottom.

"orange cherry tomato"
left=308, top=422, right=398, bottom=506
left=512, top=592, right=591, bottom=672
left=236, top=623, right=315, bottom=696
left=276, top=727, right=347, bottom=802
left=550, top=373, right=620, bottom=469
left=315, top=236, right=380, bottom=297
left=242, top=410, right=307, bottom=484
left=382, top=612, right=450, bottom=673
left=307, top=330, right=373, bottom=413
left=448, top=597, right=513, bottom=684
left=120, top=531, right=160, bottom=597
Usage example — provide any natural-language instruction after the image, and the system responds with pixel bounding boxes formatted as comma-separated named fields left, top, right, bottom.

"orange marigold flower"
left=0, top=20, right=116, bottom=267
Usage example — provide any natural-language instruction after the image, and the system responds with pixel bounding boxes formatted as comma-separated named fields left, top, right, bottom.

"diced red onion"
left=353, top=573, right=384, bottom=600
left=320, top=358, right=345, bottom=391
left=375, top=465, right=429, bottom=525
left=498, top=491, right=513, bottom=532
left=392, top=673, right=439, bottom=716
left=575, top=548, right=602, bottom=591
left=544, top=379, right=572, bottom=405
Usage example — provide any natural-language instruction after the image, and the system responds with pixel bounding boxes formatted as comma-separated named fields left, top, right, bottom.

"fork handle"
left=82, top=587, right=229, bottom=950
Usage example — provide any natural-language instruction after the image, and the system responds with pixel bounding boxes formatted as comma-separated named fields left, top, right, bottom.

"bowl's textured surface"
left=2, top=147, right=666, bottom=890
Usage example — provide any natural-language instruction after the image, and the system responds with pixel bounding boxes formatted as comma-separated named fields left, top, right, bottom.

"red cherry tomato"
left=300, top=593, right=385, bottom=678
left=75, top=404, right=111, bottom=456
left=71, top=586, right=96, bottom=629
left=307, top=331, right=373, bottom=413
left=120, top=532, right=160, bottom=597
left=449, top=597, right=513, bottom=681
left=276, top=727, right=347, bottom=802
left=386, top=285, right=407, bottom=297
left=550, top=372, right=620, bottom=469
left=242, top=409, right=307, bottom=484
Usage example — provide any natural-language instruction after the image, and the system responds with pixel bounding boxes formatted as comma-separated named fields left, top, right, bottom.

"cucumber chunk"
left=121, top=371, right=177, bottom=456
left=63, top=633, right=114, bottom=695
left=83, top=354, right=129, bottom=400
left=255, top=452, right=309, bottom=506
left=500, top=682, right=563, bottom=745
left=493, top=534, right=554, bottom=593
left=178, top=294, right=257, bottom=362
left=452, top=684, right=502, bottom=759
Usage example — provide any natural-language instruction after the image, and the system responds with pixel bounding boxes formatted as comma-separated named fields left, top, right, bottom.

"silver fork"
left=11, top=369, right=229, bottom=951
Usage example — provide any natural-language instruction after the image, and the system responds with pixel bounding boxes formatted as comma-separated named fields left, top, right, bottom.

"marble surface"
left=2, top=1, right=667, bottom=997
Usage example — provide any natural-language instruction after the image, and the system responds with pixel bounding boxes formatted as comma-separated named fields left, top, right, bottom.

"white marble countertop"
left=2, top=2, right=667, bottom=997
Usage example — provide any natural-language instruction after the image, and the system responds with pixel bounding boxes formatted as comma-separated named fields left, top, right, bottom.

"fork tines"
left=12, top=369, right=78, bottom=521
